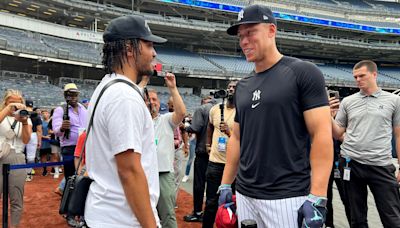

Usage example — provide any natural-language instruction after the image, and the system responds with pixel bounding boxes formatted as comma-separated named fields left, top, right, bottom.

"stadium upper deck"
left=0, top=0, right=399, bottom=90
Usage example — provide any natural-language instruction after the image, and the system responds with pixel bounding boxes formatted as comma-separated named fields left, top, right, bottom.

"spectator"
left=183, top=96, right=214, bottom=222
left=331, top=60, right=400, bottom=227
left=0, top=89, right=32, bottom=228
left=167, top=96, right=189, bottom=208
left=52, top=83, right=88, bottom=227
left=25, top=100, right=42, bottom=182
left=148, top=73, right=186, bottom=227
left=48, top=108, right=62, bottom=180
left=39, top=109, right=51, bottom=176
left=84, top=15, right=167, bottom=227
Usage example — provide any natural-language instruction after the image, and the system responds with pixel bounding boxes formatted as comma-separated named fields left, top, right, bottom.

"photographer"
left=202, top=80, right=237, bottom=227
left=52, top=83, right=88, bottom=227
left=0, top=89, right=32, bottom=228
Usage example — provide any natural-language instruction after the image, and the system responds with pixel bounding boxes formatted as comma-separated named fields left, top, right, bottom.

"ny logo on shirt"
left=252, top=90, right=261, bottom=101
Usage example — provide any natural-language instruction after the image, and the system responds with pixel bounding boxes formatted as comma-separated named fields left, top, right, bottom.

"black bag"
left=59, top=78, right=144, bottom=216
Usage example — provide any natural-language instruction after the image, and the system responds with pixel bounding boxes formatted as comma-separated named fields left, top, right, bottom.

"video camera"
left=210, top=90, right=228, bottom=99
left=13, top=109, right=29, bottom=118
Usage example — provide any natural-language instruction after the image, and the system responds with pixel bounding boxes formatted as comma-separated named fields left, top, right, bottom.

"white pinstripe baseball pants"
left=236, top=191, right=307, bottom=228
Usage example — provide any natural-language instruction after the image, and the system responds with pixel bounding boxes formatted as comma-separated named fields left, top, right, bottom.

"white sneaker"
left=182, top=175, right=189, bottom=183
left=54, top=173, right=60, bottom=179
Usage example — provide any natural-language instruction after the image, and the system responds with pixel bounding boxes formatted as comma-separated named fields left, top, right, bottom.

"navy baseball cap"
left=227, top=5, right=277, bottom=35
left=25, top=99, right=33, bottom=108
left=103, top=15, right=167, bottom=43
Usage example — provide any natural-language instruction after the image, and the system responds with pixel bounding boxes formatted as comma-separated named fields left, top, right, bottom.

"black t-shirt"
left=30, top=113, right=42, bottom=133
left=234, top=56, right=328, bottom=200
left=186, top=103, right=213, bottom=156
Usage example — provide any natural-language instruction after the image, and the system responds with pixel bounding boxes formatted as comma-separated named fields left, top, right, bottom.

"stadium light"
left=0, top=9, right=9, bottom=13
left=27, top=7, right=36, bottom=11
left=48, top=9, right=57, bottom=13
left=17, top=13, right=26, bottom=17
left=12, top=0, right=22, bottom=3
left=76, top=15, right=85, bottom=19
left=8, top=3, right=19, bottom=7
left=30, top=4, right=40, bottom=8
left=74, top=18, right=83, bottom=22
left=43, top=11, right=52, bottom=15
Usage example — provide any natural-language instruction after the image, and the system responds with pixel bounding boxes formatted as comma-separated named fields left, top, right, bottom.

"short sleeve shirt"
left=85, top=74, right=160, bottom=227
left=154, top=113, right=177, bottom=172
left=335, top=89, right=400, bottom=166
left=0, top=116, right=32, bottom=153
left=209, top=104, right=236, bottom=164
left=234, top=56, right=328, bottom=200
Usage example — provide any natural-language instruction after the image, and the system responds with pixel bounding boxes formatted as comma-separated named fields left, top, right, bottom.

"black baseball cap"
left=227, top=5, right=277, bottom=36
left=103, top=15, right=167, bottom=43
left=25, top=100, right=33, bottom=108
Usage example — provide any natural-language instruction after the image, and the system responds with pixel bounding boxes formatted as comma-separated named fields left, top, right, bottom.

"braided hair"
left=102, top=39, right=141, bottom=74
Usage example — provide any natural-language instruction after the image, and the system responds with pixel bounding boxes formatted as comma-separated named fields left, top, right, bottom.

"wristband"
left=307, top=194, right=328, bottom=207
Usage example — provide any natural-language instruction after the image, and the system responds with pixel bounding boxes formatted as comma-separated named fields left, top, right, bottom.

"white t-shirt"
left=0, top=116, right=32, bottom=154
left=84, top=74, right=160, bottom=228
left=154, top=113, right=177, bottom=172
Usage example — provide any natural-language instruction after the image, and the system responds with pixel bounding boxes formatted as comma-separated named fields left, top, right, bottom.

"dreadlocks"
left=102, top=39, right=141, bottom=74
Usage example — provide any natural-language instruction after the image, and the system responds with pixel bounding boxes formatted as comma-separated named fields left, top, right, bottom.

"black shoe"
left=183, top=212, right=203, bottom=222
left=42, top=169, right=48, bottom=176
left=50, top=167, right=55, bottom=175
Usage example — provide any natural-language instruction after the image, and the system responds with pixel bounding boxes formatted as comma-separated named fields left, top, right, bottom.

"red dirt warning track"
left=1, top=171, right=202, bottom=228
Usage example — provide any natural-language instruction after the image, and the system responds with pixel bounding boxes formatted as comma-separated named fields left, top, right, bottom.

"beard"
left=136, top=62, right=154, bottom=81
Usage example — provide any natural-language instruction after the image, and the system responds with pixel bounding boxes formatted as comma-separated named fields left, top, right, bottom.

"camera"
left=13, top=109, right=29, bottom=118
left=210, top=90, right=228, bottom=99
left=329, top=90, right=340, bottom=99
left=183, top=116, right=192, bottom=128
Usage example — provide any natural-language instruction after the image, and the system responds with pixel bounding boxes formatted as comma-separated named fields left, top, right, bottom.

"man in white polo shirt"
left=147, top=73, right=186, bottom=228
left=84, top=15, right=167, bottom=227
left=331, top=60, right=400, bottom=227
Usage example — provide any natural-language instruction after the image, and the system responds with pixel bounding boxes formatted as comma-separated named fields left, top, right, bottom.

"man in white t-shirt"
left=147, top=72, right=186, bottom=228
left=84, top=15, right=167, bottom=227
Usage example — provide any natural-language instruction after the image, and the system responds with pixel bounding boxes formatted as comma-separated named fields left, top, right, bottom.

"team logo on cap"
left=237, top=9, right=244, bottom=21
left=263, top=15, right=269, bottom=20
left=144, top=20, right=151, bottom=32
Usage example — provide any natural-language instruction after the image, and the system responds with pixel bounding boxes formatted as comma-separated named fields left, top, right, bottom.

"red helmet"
left=215, top=195, right=238, bottom=228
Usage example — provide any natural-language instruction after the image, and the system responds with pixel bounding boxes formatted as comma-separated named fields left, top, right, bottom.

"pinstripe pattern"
left=236, top=191, right=307, bottom=228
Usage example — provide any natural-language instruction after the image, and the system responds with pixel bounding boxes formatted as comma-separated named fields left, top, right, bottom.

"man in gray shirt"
left=331, top=60, right=400, bottom=228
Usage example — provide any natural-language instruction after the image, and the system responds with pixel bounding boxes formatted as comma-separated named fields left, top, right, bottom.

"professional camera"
left=210, top=90, right=228, bottom=99
left=13, top=109, right=29, bottom=118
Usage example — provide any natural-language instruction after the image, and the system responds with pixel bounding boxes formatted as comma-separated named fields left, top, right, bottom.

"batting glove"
left=297, top=194, right=327, bottom=228
left=217, top=184, right=233, bottom=206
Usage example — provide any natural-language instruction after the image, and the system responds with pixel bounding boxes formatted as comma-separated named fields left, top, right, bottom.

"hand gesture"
left=329, top=97, right=340, bottom=118
left=164, top=72, right=177, bottom=89
left=183, top=145, right=189, bottom=158
left=14, top=114, right=28, bottom=124
left=220, top=121, right=230, bottom=136
left=7, top=103, right=25, bottom=116
left=61, top=120, right=71, bottom=131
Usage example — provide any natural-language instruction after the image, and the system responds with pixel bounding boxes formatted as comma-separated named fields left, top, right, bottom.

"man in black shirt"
left=183, top=96, right=214, bottom=222
left=219, top=5, right=333, bottom=227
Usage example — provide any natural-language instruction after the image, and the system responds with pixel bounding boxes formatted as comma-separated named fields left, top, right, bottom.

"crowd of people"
left=0, top=4, right=399, bottom=228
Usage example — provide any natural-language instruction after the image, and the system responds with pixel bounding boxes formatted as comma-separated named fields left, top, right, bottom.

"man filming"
left=52, top=83, right=88, bottom=227
left=203, top=80, right=237, bottom=227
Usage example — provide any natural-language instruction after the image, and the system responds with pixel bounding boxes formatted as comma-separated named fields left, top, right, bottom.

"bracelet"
left=22, top=123, right=28, bottom=126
